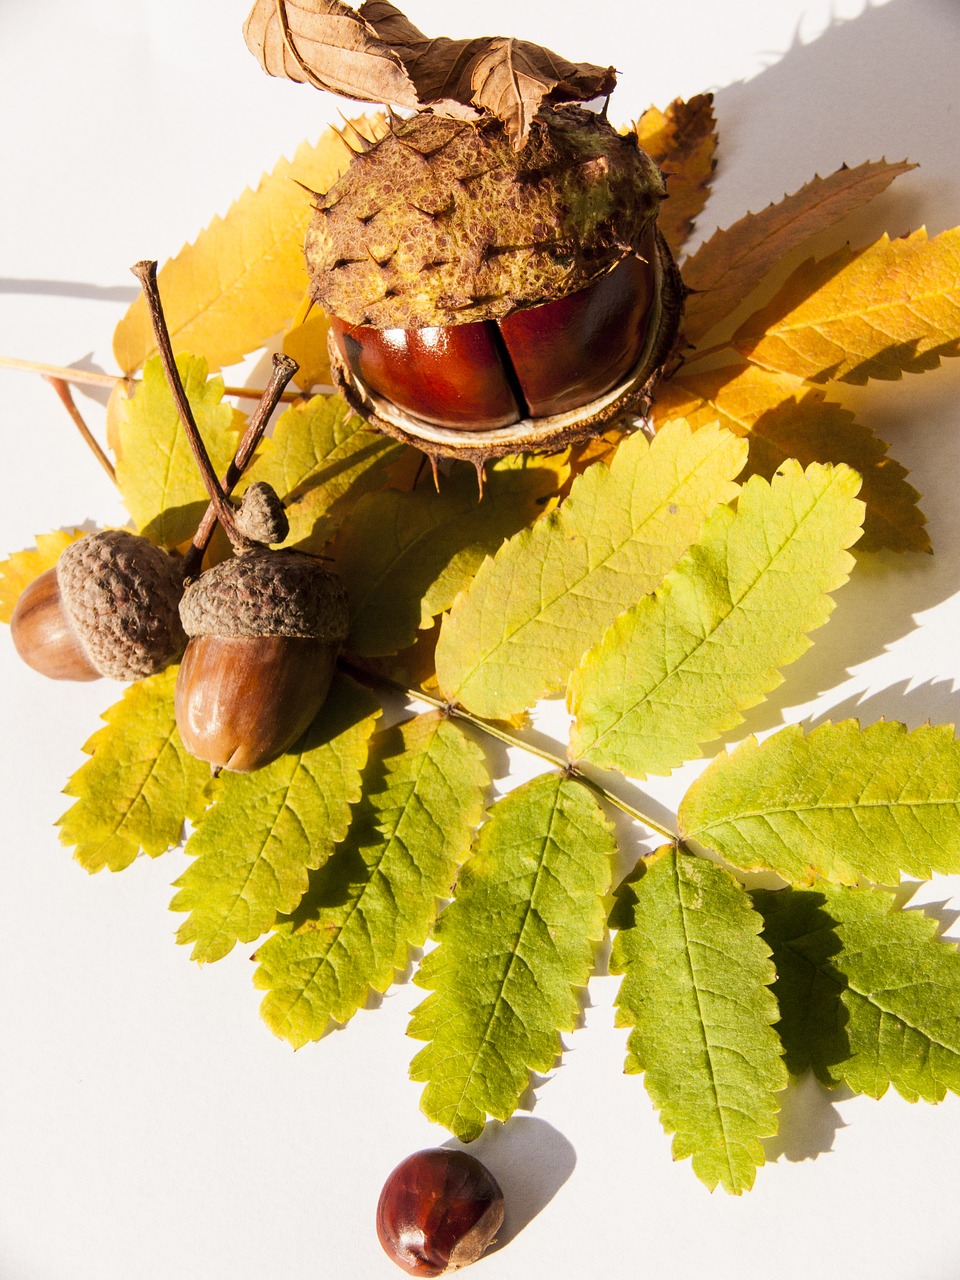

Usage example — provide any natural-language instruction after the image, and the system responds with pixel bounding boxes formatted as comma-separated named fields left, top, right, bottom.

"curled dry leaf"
left=243, top=0, right=616, bottom=147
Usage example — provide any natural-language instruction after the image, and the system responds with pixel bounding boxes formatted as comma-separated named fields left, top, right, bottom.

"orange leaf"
left=634, top=94, right=716, bottom=256
left=732, top=227, right=960, bottom=384
left=113, top=118, right=384, bottom=375
left=654, top=363, right=929, bottom=554
left=683, top=160, right=916, bottom=345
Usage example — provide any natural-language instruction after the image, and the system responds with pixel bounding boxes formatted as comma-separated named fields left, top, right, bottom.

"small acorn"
left=10, top=529, right=186, bottom=681
left=175, top=544, right=349, bottom=772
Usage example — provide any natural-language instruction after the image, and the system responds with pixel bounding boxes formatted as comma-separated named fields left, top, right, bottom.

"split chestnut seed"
left=377, top=1148, right=505, bottom=1277
left=330, top=239, right=656, bottom=432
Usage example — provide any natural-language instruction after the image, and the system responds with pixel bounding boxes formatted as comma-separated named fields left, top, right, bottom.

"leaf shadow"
left=805, top=678, right=960, bottom=735
left=763, top=1070, right=852, bottom=1164
left=443, top=1116, right=576, bottom=1253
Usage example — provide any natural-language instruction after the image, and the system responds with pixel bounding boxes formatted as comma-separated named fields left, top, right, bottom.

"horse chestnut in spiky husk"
left=307, top=105, right=684, bottom=469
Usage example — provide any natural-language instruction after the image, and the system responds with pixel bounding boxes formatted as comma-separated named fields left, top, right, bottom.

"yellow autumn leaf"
left=113, top=116, right=385, bottom=375
left=116, top=355, right=244, bottom=549
left=0, top=529, right=86, bottom=623
left=282, top=304, right=333, bottom=392
left=683, top=160, right=916, bottom=345
left=655, top=363, right=929, bottom=554
left=634, top=94, right=716, bottom=257
left=732, top=227, right=960, bottom=383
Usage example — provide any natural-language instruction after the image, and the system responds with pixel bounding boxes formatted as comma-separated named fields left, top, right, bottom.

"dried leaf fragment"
left=243, top=0, right=616, bottom=147
left=682, top=159, right=916, bottom=344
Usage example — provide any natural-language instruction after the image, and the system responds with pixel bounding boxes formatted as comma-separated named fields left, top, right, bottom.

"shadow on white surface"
left=764, top=1071, right=851, bottom=1164
left=442, top=1116, right=577, bottom=1252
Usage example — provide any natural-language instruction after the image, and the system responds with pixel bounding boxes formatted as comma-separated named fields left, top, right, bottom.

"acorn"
left=309, top=105, right=684, bottom=469
left=175, top=544, right=349, bottom=772
left=10, top=529, right=186, bottom=682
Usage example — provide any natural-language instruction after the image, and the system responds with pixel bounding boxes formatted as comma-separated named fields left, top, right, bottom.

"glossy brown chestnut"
left=376, top=1148, right=504, bottom=1277
left=174, top=634, right=337, bottom=773
left=10, top=568, right=100, bottom=681
left=330, top=231, right=657, bottom=434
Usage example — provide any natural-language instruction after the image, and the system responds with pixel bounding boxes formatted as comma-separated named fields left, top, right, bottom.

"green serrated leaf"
left=333, top=456, right=563, bottom=657
left=57, top=667, right=213, bottom=873
left=254, top=712, right=488, bottom=1046
left=756, top=882, right=960, bottom=1101
left=409, top=772, right=615, bottom=1141
left=568, top=461, right=864, bottom=778
left=170, top=675, right=380, bottom=964
left=436, top=421, right=747, bottom=718
left=116, top=354, right=243, bottom=549
left=611, top=848, right=787, bottom=1194
left=680, top=720, right=960, bottom=885
left=242, top=394, right=402, bottom=551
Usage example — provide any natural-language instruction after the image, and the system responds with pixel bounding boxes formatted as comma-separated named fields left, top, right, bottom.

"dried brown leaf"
left=683, top=160, right=916, bottom=345
left=633, top=94, right=717, bottom=256
left=655, top=363, right=929, bottom=554
left=243, top=0, right=616, bottom=147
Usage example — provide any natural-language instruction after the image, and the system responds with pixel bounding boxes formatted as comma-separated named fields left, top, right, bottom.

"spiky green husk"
left=307, top=105, right=666, bottom=329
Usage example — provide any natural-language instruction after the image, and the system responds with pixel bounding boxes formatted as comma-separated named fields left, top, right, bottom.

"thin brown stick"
left=45, top=376, right=117, bottom=485
left=131, top=259, right=247, bottom=550
left=0, top=355, right=319, bottom=402
left=184, top=352, right=299, bottom=577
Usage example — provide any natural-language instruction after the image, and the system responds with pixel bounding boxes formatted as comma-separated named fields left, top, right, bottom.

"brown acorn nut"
left=309, top=106, right=685, bottom=464
left=10, top=529, right=186, bottom=681
left=175, top=547, right=349, bottom=772
left=376, top=1148, right=505, bottom=1277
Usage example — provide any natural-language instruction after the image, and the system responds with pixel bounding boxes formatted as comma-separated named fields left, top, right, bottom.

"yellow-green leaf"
left=611, top=848, right=786, bottom=1195
left=171, top=675, right=380, bottom=964
left=0, top=529, right=85, bottom=623
left=409, top=772, right=615, bottom=1141
left=568, top=462, right=864, bottom=778
left=436, top=421, right=747, bottom=719
left=682, top=160, right=915, bottom=344
left=680, top=721, right=960, bottom=885
left=334, top=455, right=566, bottom=657
left=732, top=227, right=960, bottom=383
left=112, top=120, right=383, bottom=374
left=57, top=667, right=214, bottom=874
left=757, top=882, right=960, bottom=1102
left=255, top=713, right=488, bottom=1047
left=241, top=393, right=403, bottom=552
left=655, top=363, right=929, bottom=553
left=115, top=354, right=243, bottom=549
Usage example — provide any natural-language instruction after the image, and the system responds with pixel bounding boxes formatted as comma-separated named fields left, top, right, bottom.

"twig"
left=131, top=260, right=248, bottom=550
left=0, top=354, right=324, bottom=401
left=184, top=352, right=299, bottom=577
left=342, top=661, right=678, bottom=844
left=44, top=376, right=117, bottom=485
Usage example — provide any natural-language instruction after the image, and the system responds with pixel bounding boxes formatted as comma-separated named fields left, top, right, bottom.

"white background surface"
left=2, top=1, right=960, bottom=1277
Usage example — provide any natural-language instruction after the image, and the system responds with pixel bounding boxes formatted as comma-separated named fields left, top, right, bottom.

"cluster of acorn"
left=10, top=260, right=348, bottom=775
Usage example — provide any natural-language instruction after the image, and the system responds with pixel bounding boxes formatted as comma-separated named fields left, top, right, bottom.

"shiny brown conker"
left=330, top=235, right=656, bottom=434
left=376, top=1148, right=505, bottom=1276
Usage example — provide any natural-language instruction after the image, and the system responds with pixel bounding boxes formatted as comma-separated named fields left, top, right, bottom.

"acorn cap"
left=306, top=105, right=666, bottom=329
left=180, top=549, right=349, bottom=643
left=56, top=529, right=187, bottom=680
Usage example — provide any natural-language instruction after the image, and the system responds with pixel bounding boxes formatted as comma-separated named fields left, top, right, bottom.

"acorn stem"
left=44, top=376, right=117, bottom=485
left=131, top=259, right=247, bottom=550
left=184, top=352, right=300, bottom=577
left=343, top=662, right=678, bottom=843
left=0, top=355, right=316, bottom=402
